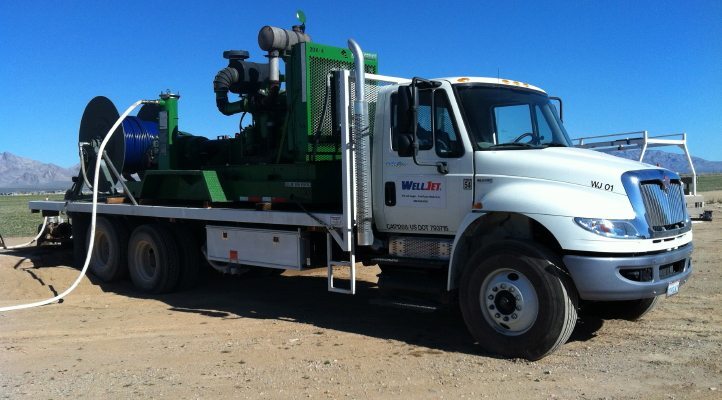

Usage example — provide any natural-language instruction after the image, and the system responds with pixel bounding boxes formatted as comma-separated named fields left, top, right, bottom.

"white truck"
left=27, top=32, right=692, bottom=361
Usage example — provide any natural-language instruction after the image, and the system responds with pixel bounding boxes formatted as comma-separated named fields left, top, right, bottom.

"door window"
left=391, top=88, right=463, bottom=157
left=416, top=91, right=433, bottom=150
left=432, top=91, right=463, bottom=158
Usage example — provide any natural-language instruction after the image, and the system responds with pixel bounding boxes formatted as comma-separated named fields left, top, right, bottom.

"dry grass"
left=0, top=194, right=63, bottom=237
left=701, top=190, right=722, bottom=205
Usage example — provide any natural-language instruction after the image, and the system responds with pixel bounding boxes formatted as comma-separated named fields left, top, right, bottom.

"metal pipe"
left=348, top=39, right=373, bottom=246
left=102, top=151, right=138, bottom=206
left=681, top=133, right=698, bottom=195
left=258, top=26, right=311, bottom=51
left=268, top=50, right=280, bottom=83
left=639, top=130, right=649, bottom=162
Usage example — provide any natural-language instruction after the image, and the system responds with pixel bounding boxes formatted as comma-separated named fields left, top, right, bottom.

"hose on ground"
left=0, top=100, right=147, bottom=312
left=0, top=217, right=49, bottom=250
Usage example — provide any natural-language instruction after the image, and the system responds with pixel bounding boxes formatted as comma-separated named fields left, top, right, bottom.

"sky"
left=1, top=0, right=720, bottom=167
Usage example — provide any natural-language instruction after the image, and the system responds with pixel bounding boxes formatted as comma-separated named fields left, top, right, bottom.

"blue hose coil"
left=121, top=116, right=158, bottom=173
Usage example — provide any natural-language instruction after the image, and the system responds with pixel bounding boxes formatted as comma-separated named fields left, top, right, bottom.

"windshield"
left=454, top=84, right=572, bottom=149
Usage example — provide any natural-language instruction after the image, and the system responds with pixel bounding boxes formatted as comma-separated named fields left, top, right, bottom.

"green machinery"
left=73, top=18, right=377, bottom=209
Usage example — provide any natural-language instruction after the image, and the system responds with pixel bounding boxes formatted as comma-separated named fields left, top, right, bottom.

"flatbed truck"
left=27, top=19, right=693, bottom=360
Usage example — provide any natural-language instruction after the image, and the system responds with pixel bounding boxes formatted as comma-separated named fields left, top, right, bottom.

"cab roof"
left=439, top=77, right=546, bottom=94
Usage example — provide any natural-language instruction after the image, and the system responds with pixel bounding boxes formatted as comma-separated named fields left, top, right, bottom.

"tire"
left=168, top=223, right=202, bottom=291
left=127, top=223, right=181, bottom=293
left=459, top=240, right=578, bottom=360
left=36, top=223, right=45, bottom=246
left=87, top=216, right=129, bottom=282
left=71, top=213, right=90, bottom=269
left=582, top=296, right=659, bottom=321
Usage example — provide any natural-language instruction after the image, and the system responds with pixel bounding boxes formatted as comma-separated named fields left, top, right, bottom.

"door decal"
left=396, top=175, right=447, bottom=208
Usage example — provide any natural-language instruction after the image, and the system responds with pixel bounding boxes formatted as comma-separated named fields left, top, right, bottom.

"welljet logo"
left=401, top=181, right=442, bottom=191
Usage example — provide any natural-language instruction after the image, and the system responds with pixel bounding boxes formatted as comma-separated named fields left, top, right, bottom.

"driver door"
left=378, top=86, right=474, bottom=236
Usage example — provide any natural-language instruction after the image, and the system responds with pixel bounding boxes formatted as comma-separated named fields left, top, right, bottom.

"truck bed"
left=28, top=200, right=343, bottom=228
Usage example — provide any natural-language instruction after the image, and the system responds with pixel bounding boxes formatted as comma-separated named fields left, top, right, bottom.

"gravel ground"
left=1, top=202, right=720, bottom=399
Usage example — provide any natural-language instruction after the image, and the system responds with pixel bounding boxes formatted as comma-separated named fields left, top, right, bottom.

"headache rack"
left=573, top=131, right=708, bottom=220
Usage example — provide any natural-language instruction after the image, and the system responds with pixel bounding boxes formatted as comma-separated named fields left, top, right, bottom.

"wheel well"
left=448, top=212, right=564, bottom=290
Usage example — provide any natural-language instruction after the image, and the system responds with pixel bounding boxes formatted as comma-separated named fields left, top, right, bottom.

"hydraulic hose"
left=0, top=100, right=147, bottom=312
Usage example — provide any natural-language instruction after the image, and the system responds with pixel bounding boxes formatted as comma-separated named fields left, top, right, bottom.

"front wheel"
left=459, top=240, right=577, bottom=360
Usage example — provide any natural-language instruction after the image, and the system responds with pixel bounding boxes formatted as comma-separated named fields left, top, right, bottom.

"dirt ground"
left=1, top=202, right=720, bottom=399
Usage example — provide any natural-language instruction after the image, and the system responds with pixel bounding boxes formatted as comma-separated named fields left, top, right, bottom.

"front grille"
left=659, top=259, right=686, bottom=279
left=618, top=258, right=687, bottom=283
left=639, top=180, right=686, bottom=230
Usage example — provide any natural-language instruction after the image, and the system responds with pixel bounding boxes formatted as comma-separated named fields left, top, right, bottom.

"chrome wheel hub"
left=480, top=268, right=539, bottom=335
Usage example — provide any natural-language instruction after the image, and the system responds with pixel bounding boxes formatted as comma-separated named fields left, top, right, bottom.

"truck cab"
left=374, top=78, right=569, bottom=238
left=368, top=76, right=693, bottom=359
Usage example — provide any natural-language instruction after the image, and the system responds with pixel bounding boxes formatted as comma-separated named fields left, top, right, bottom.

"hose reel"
left=78, top=96, right=159, bottom=192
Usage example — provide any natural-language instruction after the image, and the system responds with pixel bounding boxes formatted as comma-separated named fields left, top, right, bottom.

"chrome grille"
left=639, top=180, right=686, bottom=229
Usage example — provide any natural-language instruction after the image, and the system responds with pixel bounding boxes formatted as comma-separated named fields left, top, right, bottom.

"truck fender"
left=447, top=212, right=486, bottom=291
left=446, top=211, right=564, bottom=291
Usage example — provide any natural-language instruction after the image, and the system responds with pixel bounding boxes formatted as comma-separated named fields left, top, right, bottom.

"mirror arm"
left=550, top=96, right=563, bottom=122
left=406, top=79, right=448, bottom=175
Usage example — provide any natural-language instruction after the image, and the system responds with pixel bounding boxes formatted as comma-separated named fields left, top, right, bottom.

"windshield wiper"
left=541, top=143, right=568, bottom=148
left=488, top=142, right=537, bottom=149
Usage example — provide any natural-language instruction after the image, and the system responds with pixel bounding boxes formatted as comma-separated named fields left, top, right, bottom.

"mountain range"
left=0, top=152, right=78, bottom=191
left=607, top=149, right=722, bottom=174
left=1, top=149, right=721, bottom=191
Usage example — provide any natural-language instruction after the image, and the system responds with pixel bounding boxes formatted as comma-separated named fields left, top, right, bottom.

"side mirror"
left=393, top=85, right=415, bottom=157
left=396, top=133, right=415, bottom=158
left=396, top=85, right=413, bottom=134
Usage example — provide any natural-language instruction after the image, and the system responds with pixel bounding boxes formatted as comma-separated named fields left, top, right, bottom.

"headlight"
left=574, top=217, right=642, bottom=239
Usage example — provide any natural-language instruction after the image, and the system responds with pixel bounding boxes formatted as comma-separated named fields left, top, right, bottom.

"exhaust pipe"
left=348, top=39, right=373, bottom=246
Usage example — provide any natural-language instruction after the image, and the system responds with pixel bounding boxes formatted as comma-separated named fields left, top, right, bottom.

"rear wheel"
left=71, top=213, right=90, bottom=269
left=459, top=240, right=577, bottom=360
left=87, top=216, right=129, bottom=282
left=168, top=223, right=203, bottom=291
left=128, top=223, right=180, bottom=293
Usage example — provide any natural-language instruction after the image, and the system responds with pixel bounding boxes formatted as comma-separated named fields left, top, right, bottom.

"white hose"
left=1, top=217, right=49, bottom=250
left=0, top=100, right=146, bottom=312
left=78, top=144, right=94, bottom=190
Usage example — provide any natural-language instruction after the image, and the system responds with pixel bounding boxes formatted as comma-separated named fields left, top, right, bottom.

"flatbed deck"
left=28, top=200, right=343, bottom=228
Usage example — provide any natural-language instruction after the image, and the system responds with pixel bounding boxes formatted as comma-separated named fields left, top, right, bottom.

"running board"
left=326, top=233, right=356, bottom=294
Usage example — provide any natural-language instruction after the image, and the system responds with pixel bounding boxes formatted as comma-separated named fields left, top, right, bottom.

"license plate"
left=666, top=280, right=680, bottom=297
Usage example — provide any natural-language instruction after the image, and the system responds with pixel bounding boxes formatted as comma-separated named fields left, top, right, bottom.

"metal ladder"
left=326, top=233, right=356, bottom=294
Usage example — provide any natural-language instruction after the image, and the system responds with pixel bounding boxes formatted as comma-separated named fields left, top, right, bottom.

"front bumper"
left=563, top=243, right=693, bottom=301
